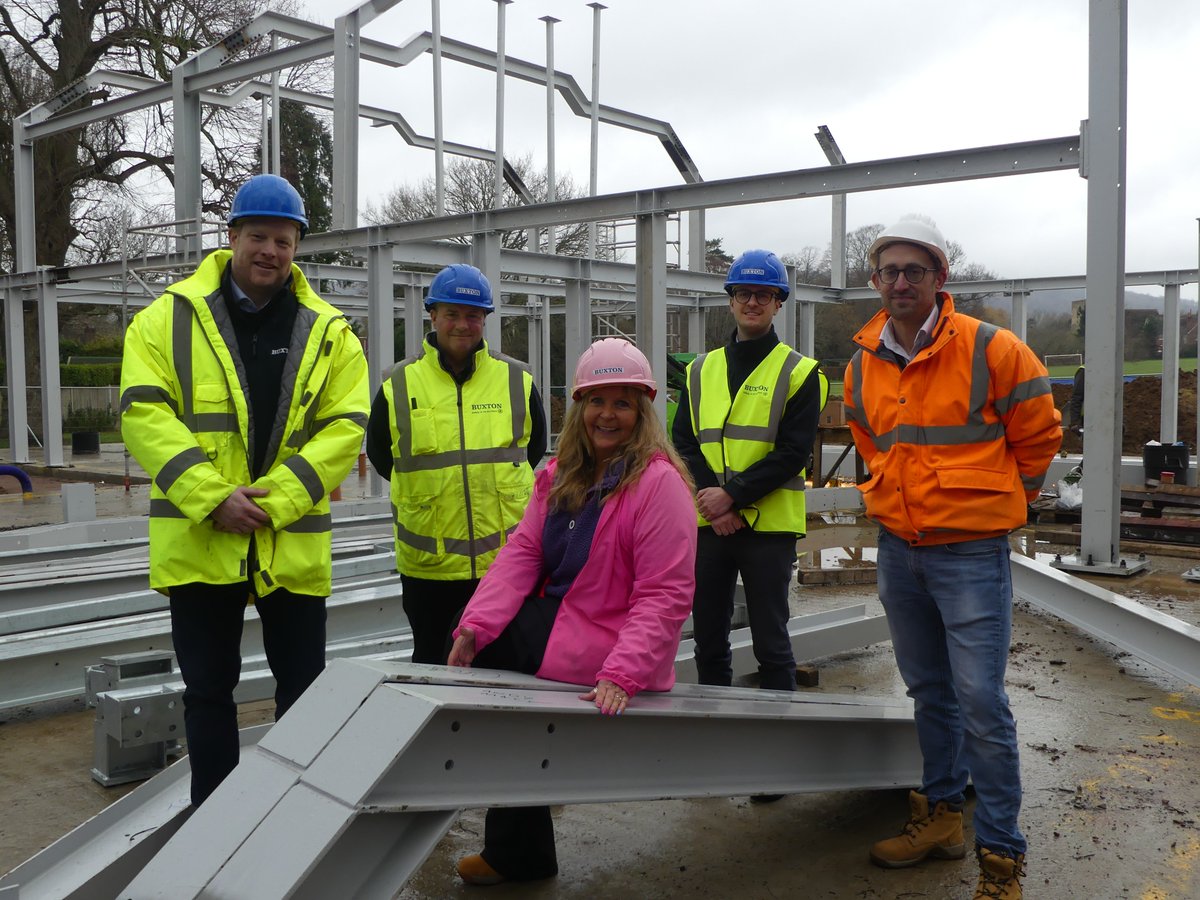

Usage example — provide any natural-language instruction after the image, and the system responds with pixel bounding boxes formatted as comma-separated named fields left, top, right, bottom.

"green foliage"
left=63, top=404, right=117, bottom=433
left=61, top=363, right=121, bottom=386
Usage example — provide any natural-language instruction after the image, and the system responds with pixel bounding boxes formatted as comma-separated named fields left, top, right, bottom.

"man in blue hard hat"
left=366, top=264, right=547, bottom=664
left=672, top=250, right=827, bottom=713
left=120, top=173, right=370, bottom=806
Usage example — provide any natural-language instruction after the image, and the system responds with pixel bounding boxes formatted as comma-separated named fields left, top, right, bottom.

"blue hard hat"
left=227, top=174, right=308, bottom=237
left=425, top=264, right=495, bottom=311
left=724, top=249, right=789, bottom=302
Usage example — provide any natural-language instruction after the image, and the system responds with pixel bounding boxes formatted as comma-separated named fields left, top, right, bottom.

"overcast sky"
left=301, top=0, right=1200, bottom=298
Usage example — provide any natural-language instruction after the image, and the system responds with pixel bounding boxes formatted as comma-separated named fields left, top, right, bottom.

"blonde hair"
left=548, top=389, right=694, bottom=513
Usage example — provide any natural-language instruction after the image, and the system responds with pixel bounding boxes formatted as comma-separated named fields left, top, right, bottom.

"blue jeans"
left=876, top=529, right=1026, bottom=857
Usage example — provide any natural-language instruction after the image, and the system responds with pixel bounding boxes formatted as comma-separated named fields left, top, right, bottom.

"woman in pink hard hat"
left=448, top=337, right=697, bottom=886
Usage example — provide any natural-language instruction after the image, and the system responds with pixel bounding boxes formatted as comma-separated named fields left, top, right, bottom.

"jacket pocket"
left=408, top=408, right=438, bottom=455
left=935, top=467, right=1013, bottom=493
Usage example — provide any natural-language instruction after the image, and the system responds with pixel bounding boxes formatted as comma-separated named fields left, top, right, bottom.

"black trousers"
left=691, top=528, right=798, bottom=692
left=401, top=575, right=480, bottom=664
left=456, top=596, right=561, bottom=881
left=169, top=582, right=327, bottom=806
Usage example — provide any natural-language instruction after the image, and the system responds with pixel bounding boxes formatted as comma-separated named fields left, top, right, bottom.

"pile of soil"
left=1051, top=370, right=1197, bottom=455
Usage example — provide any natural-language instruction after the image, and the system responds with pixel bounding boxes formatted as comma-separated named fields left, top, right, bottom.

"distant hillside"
left=983, top=288, right=1197, bottom=316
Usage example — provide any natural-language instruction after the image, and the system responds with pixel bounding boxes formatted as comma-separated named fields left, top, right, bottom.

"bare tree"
left=364, top=155, right=591, bottom=257
left=0, top=0, right=316, bottom=272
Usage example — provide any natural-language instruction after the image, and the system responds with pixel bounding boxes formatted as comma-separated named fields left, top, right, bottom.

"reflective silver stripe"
left=156, top=447, right=210, bottom=494
left=191, top=412, right=239, bottom=433
left=283, top=513, right=333, bottom=534
left=871, top=421, right=1007, bottom=452
left=392, top=445, right=525, bottom=474
left=149, top=498, right=187, bottom=518
left=724, top=469, right=805, bottom=492
left=722, top=423, right=774, bottom=441
left=171, top=295, right=194, bottom=425
left=966, top=323, right=997, bottom=425
left=395, top=519, right=439, bottom=555
left=845, top=352, right=874, bottom=434
left=494, top=351, right=528, bottom=447
left=995, top=375, right=1053, bottom=417
left=121, top=385, right=178, bottom=415
left=391, top=362, right=413, bottom=452
left=696, top=427, right=724, bottom=443
left=283, top=454, right=325, bottom=504
left=763, top=350, right=802, bottom=445
left=445, top=529, right=504, bottom=557
left=287, top=411, right=370, bottom=449
left=688, top=353, right=707, bottom=433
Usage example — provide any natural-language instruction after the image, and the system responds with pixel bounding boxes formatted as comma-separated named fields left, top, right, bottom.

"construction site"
left=3, top=1, right=1200, bottom=898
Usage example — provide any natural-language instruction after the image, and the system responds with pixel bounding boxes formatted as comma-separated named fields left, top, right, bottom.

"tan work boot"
left=974, top=846, right=1025, bottom=899
left=869, top=790, right=966, bottom=868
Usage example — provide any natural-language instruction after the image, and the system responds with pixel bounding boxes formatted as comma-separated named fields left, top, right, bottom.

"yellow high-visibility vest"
left=686, top=343, right=826, bottom=533
left=383, top=338, right=534, bottom=580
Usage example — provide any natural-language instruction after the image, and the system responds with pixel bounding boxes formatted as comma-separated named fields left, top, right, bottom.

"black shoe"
left=750, top=794, right=785, bottom=804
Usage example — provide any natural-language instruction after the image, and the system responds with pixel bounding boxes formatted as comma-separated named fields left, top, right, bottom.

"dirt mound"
left=1051, top=370, right=1197, bottom=455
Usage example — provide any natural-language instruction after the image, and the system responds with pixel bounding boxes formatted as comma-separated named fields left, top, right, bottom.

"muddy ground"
left=4, top=521, right=1200, bottom=898
left=1053, top=370, right=1197, bottom=456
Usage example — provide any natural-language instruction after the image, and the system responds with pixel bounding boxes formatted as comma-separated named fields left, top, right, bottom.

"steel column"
left=472, top=232, right=503, bottom=350
left=2, top=282, right=30, bottom=462
left=1161, top=282, right=1180, bottom=444
left=431, top=0, right=445, bottom=216
left=587, top=3, right=605, bottom=257
left=540, top=15, right=559, bottom=254
left=1079, top=0, right=1128, bottom=570
left=332, top=9, right=362, bottom=231
left=170, top=59, right=203, bottom=258
left=35, top=271, right=64, bottom=467
left=635, top=213, right=668, bottom=423
left=492, top=0, right=511, bottom=203
left=1010, top=291, right=1028, bottom=342
left=564, top=275, right=592, bottom=413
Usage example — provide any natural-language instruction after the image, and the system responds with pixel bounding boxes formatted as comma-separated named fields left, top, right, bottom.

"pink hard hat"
left=571, top=338, right=658, bottom=401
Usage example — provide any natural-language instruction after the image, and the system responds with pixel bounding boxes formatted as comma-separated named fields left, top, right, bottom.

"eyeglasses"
left=731, top=288, right=780, bottom=305
left=875, top=265, right=939, bottom=285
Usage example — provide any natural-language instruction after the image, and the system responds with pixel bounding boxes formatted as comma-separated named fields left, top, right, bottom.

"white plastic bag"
left=1055, top=480, right=1083, bottom=510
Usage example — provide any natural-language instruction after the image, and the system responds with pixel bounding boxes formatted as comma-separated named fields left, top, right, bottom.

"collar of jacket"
left=725, top=324, right=779, bottom=361
left=425, top=332, right=487, bottom=384
left=169, top=250, right=335, bottom=319
left=855, top=291, right=956, bottom=352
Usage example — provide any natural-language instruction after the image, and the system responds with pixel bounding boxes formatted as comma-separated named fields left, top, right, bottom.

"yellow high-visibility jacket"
left=382, top=338, right=534, bottom=580
left=686, top=343, right=826, bottom=533
left=119, top=250, right=370, bottom=596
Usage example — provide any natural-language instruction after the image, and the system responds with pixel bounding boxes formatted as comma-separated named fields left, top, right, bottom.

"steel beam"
left=1011, top=553, right=1200, bottom=687
left=636, top=213, right=669, bottom=423
left=121, top=662, right=919, bottom=898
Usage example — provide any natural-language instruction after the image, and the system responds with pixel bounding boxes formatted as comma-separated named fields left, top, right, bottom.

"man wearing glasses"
left=844, top=215, right=1060, bottom=899
left=672, top=249, right=827, bottom=722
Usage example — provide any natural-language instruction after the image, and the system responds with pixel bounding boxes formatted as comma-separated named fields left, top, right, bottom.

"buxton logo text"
left=455, top=287, right=482, bottom=296
left=472, top=403, right=503, bottom=412
left=743, top=384, right=769, bottom=395
left=592, top=366, right=624, bottom=375
left=741, top=267, right=766, bottom=276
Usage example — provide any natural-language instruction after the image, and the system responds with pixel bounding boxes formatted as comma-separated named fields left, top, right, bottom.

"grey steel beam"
left=170, top=57, right=203, bottom=257
left=1011, top=553, right=1200, bottom=686
left=365, top=233, right=395, bottom=401
left=122, top=662, right=919, bottom=898
left=0, top=726, right=269, bottom=900
left=0, top=580, right=403, bottom=711
left=472, top=232, right=503, bottom=350
left=1, top=550, right=396, bottom=633
left=675, top=604, right=890, bottom=683
left=308, top=136, right=1083, bottom=249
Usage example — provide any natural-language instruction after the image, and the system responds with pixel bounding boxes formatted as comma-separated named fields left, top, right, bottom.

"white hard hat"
left=868, top=214, right=949, bottom=274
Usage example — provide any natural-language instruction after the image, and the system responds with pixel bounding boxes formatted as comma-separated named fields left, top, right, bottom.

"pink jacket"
left=455, top=454, right=697, bottom=696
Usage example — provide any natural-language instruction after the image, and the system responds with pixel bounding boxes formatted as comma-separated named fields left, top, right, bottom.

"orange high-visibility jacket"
left=843, top=293, right=1062, bottom=545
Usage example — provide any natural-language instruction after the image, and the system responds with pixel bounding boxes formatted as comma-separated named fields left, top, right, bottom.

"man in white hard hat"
left=843, top=215, right=1061, bottom=900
